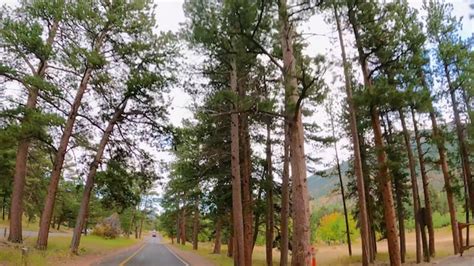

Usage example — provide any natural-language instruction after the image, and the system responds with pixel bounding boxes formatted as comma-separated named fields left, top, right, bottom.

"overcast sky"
left=2, top=0, right=472, bottom=200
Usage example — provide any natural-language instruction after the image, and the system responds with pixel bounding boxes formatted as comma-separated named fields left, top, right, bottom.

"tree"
left=332, top=3, right=370, bottom=262
left=0, top=0, right=64, bottom=243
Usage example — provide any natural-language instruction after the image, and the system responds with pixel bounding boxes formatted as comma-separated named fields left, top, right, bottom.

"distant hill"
left=307, top=155, right=446, bottom=206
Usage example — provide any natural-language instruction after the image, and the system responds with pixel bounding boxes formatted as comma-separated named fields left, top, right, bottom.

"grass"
left=167, top=239, right=286, bottom=266
left=0, top=235, right=139, bottom=266
left=166, top=226, right=473, bottom=266
left=0, top=218, right=69, bottom=233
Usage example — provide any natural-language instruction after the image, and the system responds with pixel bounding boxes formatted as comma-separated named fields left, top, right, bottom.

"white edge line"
left=164, top=244, right=190, bottom=266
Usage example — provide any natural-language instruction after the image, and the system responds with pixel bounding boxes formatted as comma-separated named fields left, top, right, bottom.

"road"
left=99, top=236, right=188, bottom=266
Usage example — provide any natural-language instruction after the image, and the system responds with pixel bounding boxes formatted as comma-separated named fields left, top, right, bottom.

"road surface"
left=99, top=236, right=188, bottom=266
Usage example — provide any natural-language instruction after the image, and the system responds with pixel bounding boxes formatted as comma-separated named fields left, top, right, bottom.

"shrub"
left=317, top=212, right=358, bottom=245
left=93, top=213, right=121, bottom=239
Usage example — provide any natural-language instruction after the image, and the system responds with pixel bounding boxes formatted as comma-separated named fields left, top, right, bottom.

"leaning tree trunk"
left=278, top=1, right=311, bottom=265
left=265, top=120, right=274, bottom=266
left=230, top=58, right=246, bottom=266
left=399, top=109, right=428, bottom=262
left=328, top=100, right=352, bottom=256
left=334, top=4, right=369, bottom=262
left=349, top=8, right=401, bottom=265
left=70, top=100, right=128, bottom=254
left=444, top=63, right=474, bottom=217
left=429, top=109, right=460, bottom=253
left=213, top=217, right=222, bottom=254
left=280, top=121, right=290, bottom=266
left=411, top=107, right=435, bottom=257
left=36, top=31, right=107, bottom=250
left=8, top=20, right=60, bottom=244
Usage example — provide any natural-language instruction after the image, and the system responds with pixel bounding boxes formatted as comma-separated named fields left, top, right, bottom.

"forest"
left=0, top=0, right=473, bottom=266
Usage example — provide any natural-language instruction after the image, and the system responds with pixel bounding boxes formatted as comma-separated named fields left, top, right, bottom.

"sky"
left=2, top=0, right=472, bottom=200
left=152, top=0, right=473, bottom=169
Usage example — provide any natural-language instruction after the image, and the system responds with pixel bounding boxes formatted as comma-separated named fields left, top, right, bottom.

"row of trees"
left=1, top=0, right=172, bottom=253
left=160, top=0, right=472, bottom=265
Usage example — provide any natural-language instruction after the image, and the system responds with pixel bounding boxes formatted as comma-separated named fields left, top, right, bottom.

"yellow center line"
left=119, top=243, right=147, bottom=266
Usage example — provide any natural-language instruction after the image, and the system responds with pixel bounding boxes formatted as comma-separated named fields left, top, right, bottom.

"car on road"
left=152, top=230, right=156, bottom=237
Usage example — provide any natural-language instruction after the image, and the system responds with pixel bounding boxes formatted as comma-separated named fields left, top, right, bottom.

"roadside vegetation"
left=0, top=0, right=473, bottom=265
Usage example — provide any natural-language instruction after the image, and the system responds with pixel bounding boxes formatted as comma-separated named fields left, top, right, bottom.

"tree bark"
left=230, top=58, right=246, bottom=266
left=8, top=20, right=60, bottom=244
left=348, top=8, right=401, bottom=265
left=334, top=5, right=368, bottom=262
left=278, top=1, right=311, bottom=265
left=399, top=109, right=426, bottom=262
left=36, top=31, right=107, bottom=250
left=265, top=120, right=274, bottom=266
left=411, top=107, right=435, bottom=257
left=383, top=114, right=406, bottom=263
left=213, top=217, right=222, bottom=254
left=192, top=201, right=199, bottom=250
left=181, top=207, right=186, bottom=245
left=238, top=76, right=253, bottom=265
left=329, top=109, right=352, bottom=256
left=429, top=109, right=459, bottom=253
left=70, top=100, right=127, bottom=253
left=176, top=210, right=181, bottom=245
left=280, top=121, right=290, bottom=266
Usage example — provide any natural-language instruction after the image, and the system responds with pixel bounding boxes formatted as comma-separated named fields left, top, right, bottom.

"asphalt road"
left=99, top=236, right=188, bottom=266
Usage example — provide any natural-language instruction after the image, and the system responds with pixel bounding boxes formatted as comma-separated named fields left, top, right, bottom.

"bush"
left=317, top=212, right=358, bottom=245
left=93, top=213, right=121, bottom=239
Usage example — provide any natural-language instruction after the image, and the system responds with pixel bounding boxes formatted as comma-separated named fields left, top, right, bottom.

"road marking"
left=164, top=244, right=190, bottom=266
left=119, top=243, right=146, bottom=266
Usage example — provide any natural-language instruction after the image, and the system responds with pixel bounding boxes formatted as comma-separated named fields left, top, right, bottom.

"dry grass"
left=168, top=226, right=474, bottom=266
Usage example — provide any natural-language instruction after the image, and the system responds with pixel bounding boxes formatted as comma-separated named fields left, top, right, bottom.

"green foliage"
left=316, top=211, right=358, bottom=245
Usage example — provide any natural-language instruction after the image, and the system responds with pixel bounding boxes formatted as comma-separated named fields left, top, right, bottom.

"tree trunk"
left=280, top=121, right=290, bottom=266
left=334, top=5, right=367, bottom=262
left=176, top=210, right=181, bottom=245
left=8, top=20, right=60, bottom=244
left=265, top=120, right=274, bottom=266
left=181, top=207, right=186, bottom=245
left=329, top=110, right=352, bottom=256
left=411, top=107, right=435, bottom=257
left=360, top=135, right=377, bottom=261
left=394, top=177, right=406, bottom=264
left=230, top=58, right=246, bottom=266
left=278, top=1, right=311, bottom=265
left=348, top=8, right=401, bottom=265
left=213, top=217, right=222, bottom=254
left=192, top=202, right=199, bottom=250
left=445, top=63, right=474, bottom=217
left=70, top=100, right=127, bottom=253
left=239, top=76, right=253, bottom=265
left=228, top=233, right=234, bottom=257
left=253, top=187, right=263, bottom=250
left=399, top=109, right=426, bottom=262
left=429, top=109, right=459, bottom=253
left=139, top=215, right=144, bottom=239
left=36, top=31, right=107, bottom=250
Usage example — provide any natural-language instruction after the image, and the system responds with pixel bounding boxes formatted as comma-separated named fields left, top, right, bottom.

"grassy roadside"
left=164, top=226, right=468, bottom=265
left=0, top=219, right=69, bottom=234
left=0, top=235, right=139, bottom=266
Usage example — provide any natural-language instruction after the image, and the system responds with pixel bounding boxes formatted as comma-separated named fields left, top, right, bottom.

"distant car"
left=152, top=230, right=156, bottom=237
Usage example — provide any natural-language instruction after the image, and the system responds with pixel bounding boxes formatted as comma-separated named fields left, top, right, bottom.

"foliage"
left=316, top=212, right=358, bottom=245
left=93, top=213, right=122, bottom=239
